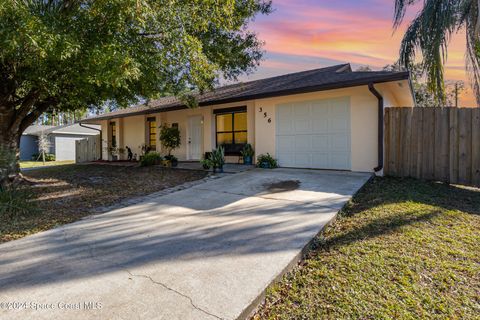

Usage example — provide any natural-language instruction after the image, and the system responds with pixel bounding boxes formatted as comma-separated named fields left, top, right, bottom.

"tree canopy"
left=0, top=0, right=271, bottom=184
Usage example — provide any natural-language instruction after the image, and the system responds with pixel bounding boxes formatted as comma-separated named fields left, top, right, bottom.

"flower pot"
left=171, top=159, right=178, bottom=167
left=260, top=161, right=270, bottom=169
left=162, top=160, right=171, bottom=167
left=243, top=156, right=252, bottom=165
left=212, top=165, right=223, bottom=173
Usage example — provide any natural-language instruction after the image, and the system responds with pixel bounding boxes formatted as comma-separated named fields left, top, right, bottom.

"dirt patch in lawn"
left=1, top=164, right=207, bottom=243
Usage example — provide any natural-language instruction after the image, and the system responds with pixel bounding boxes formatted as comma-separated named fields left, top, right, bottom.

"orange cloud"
left=249, top=1, right=476, bottom=106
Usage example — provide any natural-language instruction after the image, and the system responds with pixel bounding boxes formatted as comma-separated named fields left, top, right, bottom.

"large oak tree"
left=0, top=0, right=271, bottom=185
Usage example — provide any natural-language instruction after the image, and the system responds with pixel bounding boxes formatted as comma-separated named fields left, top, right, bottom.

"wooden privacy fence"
left=384, top=107, right=480, bottom=187
left=75, top=135, right=101, bottom=163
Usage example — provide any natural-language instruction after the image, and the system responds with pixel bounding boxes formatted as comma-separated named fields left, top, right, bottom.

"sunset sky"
left=241, top=0, right=476, bottom=106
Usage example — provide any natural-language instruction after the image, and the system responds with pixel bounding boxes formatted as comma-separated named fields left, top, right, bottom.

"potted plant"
left=256, top=153, right=278, bottom=169
left=139, top=144, right=150, bottom=161
left=210, top=146, right=225, bottom=173
left=108, top=146, right=119, bottom=161
left=240, top=143, right=254, bottom=165
left=117, top=147, right=126, bottom=160
left=164, top=154, right=178, bottom=167
left=159, top=124, right=181, bottom=166
left=201, top=152, right=213, bottom=169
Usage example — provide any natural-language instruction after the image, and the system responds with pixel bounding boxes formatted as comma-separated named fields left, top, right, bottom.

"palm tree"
left=394, top=0, right=480, bottom=105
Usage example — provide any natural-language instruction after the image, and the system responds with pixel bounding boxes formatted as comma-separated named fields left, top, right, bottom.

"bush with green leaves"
left=140, top=152, right=162, bottom=166
left=0, top=185, right=38, bottom=222
left=31, top=153, right=55, bottom=161
left=159, top=125, right=181, bottom=156
left=210, top=146, right=225, bottom=168
left=257, top=153, right=278, bottom=168
left=241, top=143, right=255, bottom=157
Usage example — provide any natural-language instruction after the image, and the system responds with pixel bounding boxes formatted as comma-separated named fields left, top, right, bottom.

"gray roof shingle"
left=81, top=64, right=409, bottom=122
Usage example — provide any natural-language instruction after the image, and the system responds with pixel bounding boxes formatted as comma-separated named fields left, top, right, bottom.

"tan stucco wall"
left=122, top=115, right=146, bottom=158
left=90, top=79, right=413, bottom=170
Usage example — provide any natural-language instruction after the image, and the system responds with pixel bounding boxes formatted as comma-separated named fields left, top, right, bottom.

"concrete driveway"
left=0, top=168, right=370, bottom=320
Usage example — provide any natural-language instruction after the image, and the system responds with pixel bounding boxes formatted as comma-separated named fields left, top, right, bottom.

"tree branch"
left=8, top=89, right=41, bottom=133
left=18, top=97, right=58, bottom=135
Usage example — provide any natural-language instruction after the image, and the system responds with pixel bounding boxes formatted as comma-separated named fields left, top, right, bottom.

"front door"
left=188, top=115, right=203, bottom=160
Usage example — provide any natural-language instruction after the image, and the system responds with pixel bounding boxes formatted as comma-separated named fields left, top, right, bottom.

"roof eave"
left=80, top=72, right=410, bottom=122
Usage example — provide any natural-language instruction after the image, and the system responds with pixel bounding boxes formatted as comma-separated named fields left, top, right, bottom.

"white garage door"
left=276, top=97, right=351, bottom=170
left=55, top=136, right=83, bottom=161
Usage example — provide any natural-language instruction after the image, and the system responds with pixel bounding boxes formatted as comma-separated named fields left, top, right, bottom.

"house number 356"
left=259, top=107, right=272, bottom=123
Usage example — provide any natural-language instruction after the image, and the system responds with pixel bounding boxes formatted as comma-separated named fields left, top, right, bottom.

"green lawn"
left=19, top=160, right=75, bottom=169
left=254, top=177, right=480, bottom=320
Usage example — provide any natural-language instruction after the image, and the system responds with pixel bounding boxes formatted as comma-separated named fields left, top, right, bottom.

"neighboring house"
left=20, top=123, right=100, bottom=161
left=20, top=125, right=56, bottom=161
left=80, top=63, right=415, bottom=172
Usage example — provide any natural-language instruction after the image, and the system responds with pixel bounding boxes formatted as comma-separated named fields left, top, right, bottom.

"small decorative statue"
left=126, top=146, right=133, bottom=161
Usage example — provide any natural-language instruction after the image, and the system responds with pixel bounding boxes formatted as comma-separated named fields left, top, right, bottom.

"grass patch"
left=254, top=177, right=480, bottom=320
left=20, top=160, right=75, bottom=169
left=1, top=164, right=207, bottom=243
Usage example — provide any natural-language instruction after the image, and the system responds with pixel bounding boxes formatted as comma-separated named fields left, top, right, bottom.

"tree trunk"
left=0, top=130, right=21, bottom=188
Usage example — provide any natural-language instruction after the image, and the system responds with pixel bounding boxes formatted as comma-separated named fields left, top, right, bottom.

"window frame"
left=215, top=108, right=247, bottom=147
left=147, top=117, right=157, bottom=151
left=110, top=121, right=117, bottom=147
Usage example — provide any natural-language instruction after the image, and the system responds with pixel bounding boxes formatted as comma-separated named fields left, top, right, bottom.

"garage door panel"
left=294, top=153, right=311, bottom=167
left=312, top=135, right=329, bottom=149
left=293, top=103, right=310, bottom=117
left=294, top=136, right=312, bottom=152
left=311, top=118, right=329, bottom=133
left=276, top=153, right=295, bottom=167
left=310, top=153, right=330, bottom=169
left=277, top=136, right=295, bottom=150
left=330, top=153, right=350, bottom=170
left=276, top=104, right=293, bottom=135
left=329, top=134, right=349, bottom=151
left=294, top=119, right=311, bottom=134
left=276, top=97, right=351, bottom=170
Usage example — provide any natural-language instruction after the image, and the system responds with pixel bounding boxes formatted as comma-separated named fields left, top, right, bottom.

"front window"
left=110, top=122, right=117, bottom=147
left=147, top=117, right=156, bottom=151
left=216, top=111, right=247, bottom=146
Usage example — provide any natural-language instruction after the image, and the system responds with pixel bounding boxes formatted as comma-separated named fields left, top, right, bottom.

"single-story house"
left=80, top=63, right=415, bottom=172
left=20, top=123, right=100, bottom=161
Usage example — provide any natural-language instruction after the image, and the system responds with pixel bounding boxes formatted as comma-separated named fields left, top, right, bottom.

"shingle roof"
left=23, top=123, right=100, bottom=136
left=22, top=125, right=56, bottom=136
left=51, top=123, right=100, bottom=135
left=81, top=63, right=410, bottom=122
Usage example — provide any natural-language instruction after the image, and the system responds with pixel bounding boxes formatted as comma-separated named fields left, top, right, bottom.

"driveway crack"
left=126, top=271, right=224, bottom=320
left=86, top=241, right=223, bottom=320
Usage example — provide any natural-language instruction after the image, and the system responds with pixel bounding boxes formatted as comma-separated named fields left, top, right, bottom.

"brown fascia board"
left=80, top=72, right=410, bottom=123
